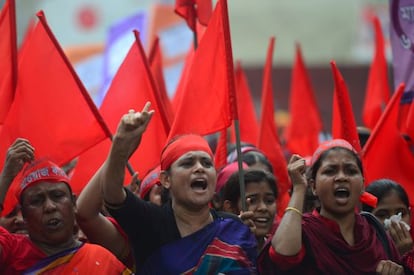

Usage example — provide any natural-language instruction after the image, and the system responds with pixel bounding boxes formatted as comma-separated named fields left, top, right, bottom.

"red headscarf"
left=139, top=165, right=161, bottom=199
left=15, top=159, right=71, bottom=201
left=309, top=138, right=377, bottom=208
left=160, top=134, right=213, bottom=170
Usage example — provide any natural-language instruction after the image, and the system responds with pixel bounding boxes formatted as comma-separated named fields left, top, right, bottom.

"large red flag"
left=284, top=44, right=322, bottom=156
left=362, top=84, right=414, bottom=205
left=168, top=0, right=236, bottom=139
left=70, top=31, right=169, bottom=194
left=0, top=0, right=17, bottom=124
left=171, top=46, right=194, bottom=112
left=257, top=37, right=290, bottom=217
left=0, top=11, right=111, bottom=213
left=230, top=61, right=259, bottom=145
left=331, top=60, right=361, bottom=152
left=175, top=0, right=212, bottom=32
left=362, top=15, right=390, bottom=130
left=0, top=11, right=110, bottom=168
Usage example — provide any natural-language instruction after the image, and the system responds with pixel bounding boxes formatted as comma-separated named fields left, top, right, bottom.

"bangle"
left=285, top=207, right=302, bottom=217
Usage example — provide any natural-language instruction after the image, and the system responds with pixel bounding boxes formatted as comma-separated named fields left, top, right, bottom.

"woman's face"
left=372, top=190, right=411, bottom=225
left=163, top=151, right=216, bottom=210
left=239, top=181, right=276, bottom=239
left=312, top=149, right=364, bottom=218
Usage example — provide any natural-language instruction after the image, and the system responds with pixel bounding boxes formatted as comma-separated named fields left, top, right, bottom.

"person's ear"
left=309, top=179, right=317, bottom=196
left=159, top=171, right=171, bottom=189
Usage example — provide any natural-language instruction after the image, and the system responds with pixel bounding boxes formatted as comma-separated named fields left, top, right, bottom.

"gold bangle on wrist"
left=285, top=206, right=303, bottom=217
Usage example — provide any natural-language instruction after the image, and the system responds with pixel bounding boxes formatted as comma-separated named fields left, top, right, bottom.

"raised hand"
left=2, top=138, right=35, bottom=182
left=112, top=102, right=155, bottom=160
left=287, top=154, right=307, bottom=189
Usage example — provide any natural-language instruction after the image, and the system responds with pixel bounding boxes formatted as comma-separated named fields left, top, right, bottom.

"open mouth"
left=191, top=179, right=208, bottom=191
left=46, top=218, right=62, bottom=229
left=334, top=188, right=350, bottom=198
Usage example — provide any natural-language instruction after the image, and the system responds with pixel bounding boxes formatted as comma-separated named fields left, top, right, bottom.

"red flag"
left=71, top=31, right=169, bottom=194
left=0, top=11, right=110, bottom=168
left=148, top=36, right=174, bottom=131
left=362, top=84, right=414, bottom=204
left=230, top=61, right=259, bottom=145
left=214, top=129, right=228, bottom=170
left=171, top=46, right=194, bottom=112
left=284, top=44, right=322, bottom=156
left=362, top=15, right=390, bottom=130
left=0, top=0, right=17, bottom=124
left=168, top=0, right=236, bottom=139
left=0, top=11, right=111, bottom=213
left=175, top=0, right=212, bottom=32
left=257, top=37, right=290, bottom=217
left=331, top=60, right=361, bottom=152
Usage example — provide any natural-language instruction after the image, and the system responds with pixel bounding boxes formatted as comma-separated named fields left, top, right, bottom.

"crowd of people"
left=0, top=103, right=412, bottom=274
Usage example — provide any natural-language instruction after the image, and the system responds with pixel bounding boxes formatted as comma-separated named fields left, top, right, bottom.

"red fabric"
left=171, top=47, right=194, bottom=112
left=284, top=44, right=322, bottom=156
left=15, top=159, right=70, bottom=201
left=310, top=138, right=356, bottom=166
left=230, top=62, right=259, bottom=145
left=262, top=212, right=400, bottom=273
left=168, top=0, right=235, bottom=138
left=216, top=161, right=248, bottom=193
left=362, top=84, right=414, bottom=205
left=214, top=129, right=228, bottom=170
left=0, top=227, right=45, bottom=274
left=363, top=16, right=390, bottom=131
left=330, top=60, right=361, bottom=152
left=148, top=36, right=174, bottom=131
left=161, top=134, right=213, bottom=170
left=71, top=32, right=169, bottom=193
left=0, top=0, right=17, bottom=124
left=257, top=37, right=290, bottom=218
left=0, top=12, right=109, bottom=212
left=175, top=0, right=212, bottom=32
left=139, top=165, right=161, bottom=199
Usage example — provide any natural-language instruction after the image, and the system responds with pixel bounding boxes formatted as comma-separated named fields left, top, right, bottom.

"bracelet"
left=285, top=207, right=303, bottom=217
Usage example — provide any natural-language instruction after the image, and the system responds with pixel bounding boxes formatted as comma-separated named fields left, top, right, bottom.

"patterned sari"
left=139, top=217, right=257, bottom=274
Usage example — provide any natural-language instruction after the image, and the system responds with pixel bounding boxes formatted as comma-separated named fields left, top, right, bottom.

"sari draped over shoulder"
left=258, top=212, right=401, bottom=274
left=23, top=243, right=132, bottom=275
left=139, top=217, right=257, bottom=275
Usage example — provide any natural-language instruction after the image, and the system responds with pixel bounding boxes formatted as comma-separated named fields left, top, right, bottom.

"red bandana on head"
left=16, top=159, right=70, bottom=201
left=139, top=165, right=161, bottom=199
left=160, top=134, right=214, bottom=170
left=310, top=139, right=357, bottom=166
left=310, top=139, right=377, bottom=208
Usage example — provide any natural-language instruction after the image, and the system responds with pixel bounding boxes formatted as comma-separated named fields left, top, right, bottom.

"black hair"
left=362, top=179, right=410, bottom=213
left=221, top=169, right=278, bottom=208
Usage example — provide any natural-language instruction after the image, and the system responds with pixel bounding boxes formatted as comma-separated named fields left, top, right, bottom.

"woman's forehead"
left=177, top=150, right=212, bottom=160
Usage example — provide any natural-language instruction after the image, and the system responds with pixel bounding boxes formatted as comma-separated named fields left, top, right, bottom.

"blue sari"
left=139, top=216, right=257, bottom=274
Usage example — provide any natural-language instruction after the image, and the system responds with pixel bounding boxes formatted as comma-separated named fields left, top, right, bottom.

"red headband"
left=216, top=161, right=248, bottom=193
left=16, top=159, right=70, bottom=201
left=310, top=139, right=357, bottom=166
left=161, top=134, right=213, bottom=170
left=139, top=165, right=161, bottom=199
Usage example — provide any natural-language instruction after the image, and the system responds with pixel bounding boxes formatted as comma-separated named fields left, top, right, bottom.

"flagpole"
left=233, top=119, right=247, bottom=211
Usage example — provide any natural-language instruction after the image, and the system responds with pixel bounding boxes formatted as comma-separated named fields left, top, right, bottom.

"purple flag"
left=390, top=0, right=414, bottom=104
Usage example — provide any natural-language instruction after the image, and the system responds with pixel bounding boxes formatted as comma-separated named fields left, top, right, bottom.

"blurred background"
left=0, top=0, right=391, bottom=133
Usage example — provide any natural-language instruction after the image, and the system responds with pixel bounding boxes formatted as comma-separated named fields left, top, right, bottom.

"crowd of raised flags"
left=0, top=0, right=413, bottom=217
